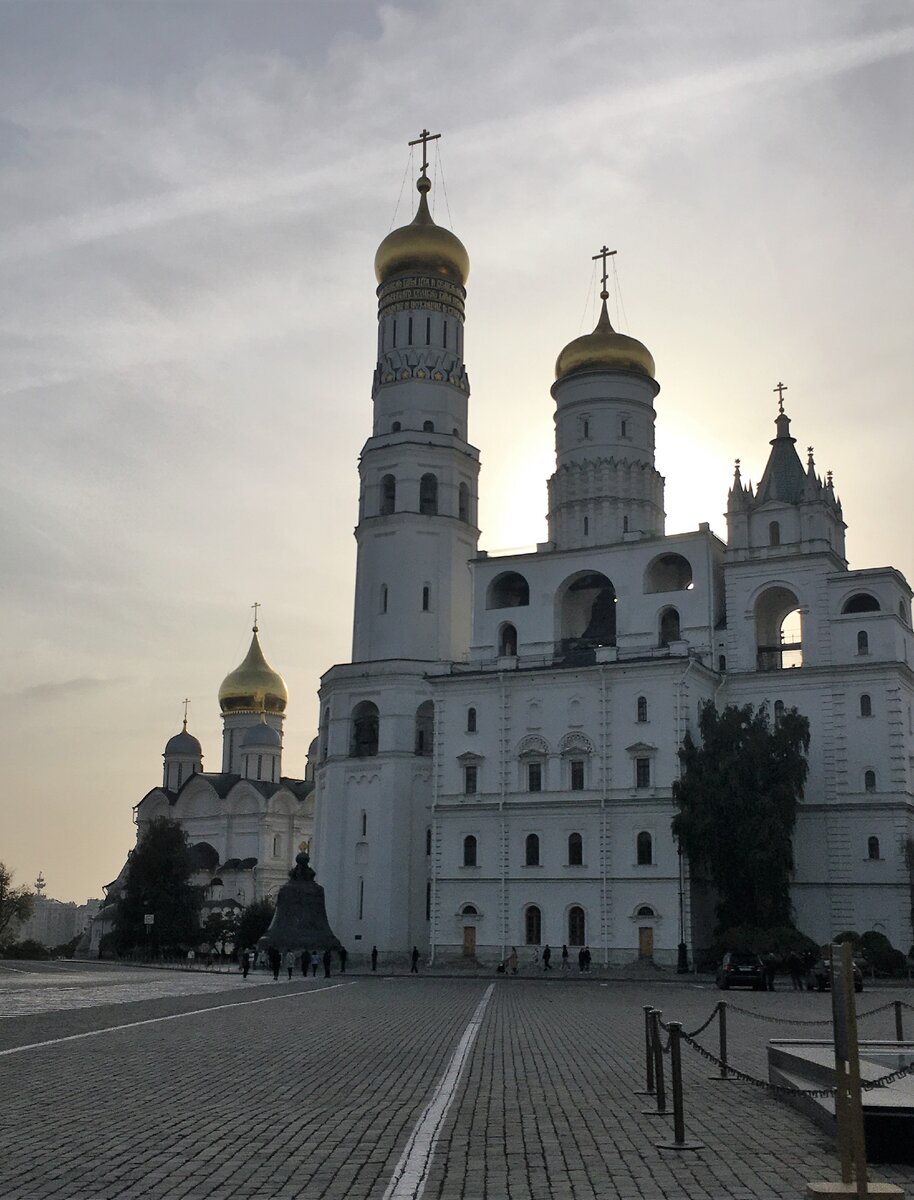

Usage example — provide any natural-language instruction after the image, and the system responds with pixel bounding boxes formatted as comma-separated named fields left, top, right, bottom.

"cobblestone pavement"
left=0, top=965, right=911, bottom=1199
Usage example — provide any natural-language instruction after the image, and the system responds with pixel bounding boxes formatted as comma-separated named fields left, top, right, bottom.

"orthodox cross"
left=182, top=697, right=190, bottom=727
left=773, top=381, right=788, bottom=413
left=592, top=244, right=617, bottom=299
left=251, top=601, right=260, bottom=631
left=408, top=128, right=441, bottom=179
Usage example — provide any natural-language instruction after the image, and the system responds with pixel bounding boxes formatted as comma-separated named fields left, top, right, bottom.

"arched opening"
left=769, top=521, right=781, bottom=547
left=524, top=905, right=541, bottom=945
left=461, top=904, right=478, bottom=916
left=644, top=553, right=693, bottom=593
left=499, top=623, right=518, bottom=657
left=419, top=473, right=438, bottom=515
left=636, top=831, right=653, bottom=866
left=568, top=906, right=585, bottom=947
left=189, top=842, right=219, bottom=871
left=755, top=586, right=803, bottom=671
left=380, top=584, right=388, bottom=614
left=360, top=810, right=367, bottom=838
left=350, top=701, right=379, bottom=757
left=466, top=706, right=477, bottom=733
left=487, top=571, right=530, bottom=609
left=774, top=700, right=785, bottom=724
left=867, top=836, right=880, bottom=861
left=380, top=474, right=396, bottom=516
left=414, top=700, right=434, bottom=756
left=864, top=770, right=876, bottom=793
left=658, top=607, right=681, bottom=646
left=458, top=482, right=470, bottom=523
left=422, top=420, right=435, bottom=432
left=568, top=832, right=583, bottom=866
left=857, top=630, right=869, bottom=655
left=319, top=707, right=329, bottom=762
left=463, top=835, right=477, bottom=867
left=637, top=696, right=648, bottom=723
left=842, top=593, right=880, bottom=614
left=558, top=571, right=616, bottom=662
left=525, top=833, right=540, bottom=867
left=426, top=827, right=432, bottom=856
left=391, top=421, right=401, bottom=432
left=860, top=694, right=872, bottom=718
left=636, top=904, right=656, bottom=918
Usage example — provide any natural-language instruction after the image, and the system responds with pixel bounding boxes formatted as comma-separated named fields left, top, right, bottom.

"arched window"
left=525, top=834, right=540, bottom=867
left=636, top=904, right=656, bottom=918
left=380, top=474, right=396, bottom=516
left=426, top=827, right=432, bottom=856
left=461, top=904, right=478, bottom=916
left=568, top=906, right=585, bottom=947
left=499, top=623, right=518, bottom=657
left=636, top=831, right=653, bottom=865
left=414, top=700, right=434, bottom=756
left=467, top=707, right=477, bottom=733
left=350, top=701, right=379, bottom=757
left=381, top=584, right=388, bottom=614
left=774, top=700, right=785, bottom=724
left=864, top=770, right=876, bottom=793
left=644, top=553, right=693, bottom=593
left=659, top=607, right=681, bottom=646
left=391, top=421, right=401, bottom=432
left=458, top=482, right=470, bottom=523
left=867, top=836, right=880, bottom=861
left=769, top=521, right=780, bottom=547
left=568, top=832, right=583, bottom=866
left=637, top=696, right=648, bottom=723
left=463, top=835, right=477, bottom=867
left=422, top=420, right=434, bottom=432
left=857, top=630, right=869, bottom=655
left=842, top=593, right=880, bottom=614
left=360, top=810, right=367, bottom=837
left=422, top=585, right=431, bottom=612
left=419, top=473, right=438, bottom=515
left=319, top=706, right=329, bottom=762
left=860, top=694, right=872, bottom=718
left=487, top=572, right=530, bottom=609
left=755, top=586, right=803, bottom=671
left=524, top=905, right=541, bottom=945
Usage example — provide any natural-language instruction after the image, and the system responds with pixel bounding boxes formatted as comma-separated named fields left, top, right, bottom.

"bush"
left=711, top=925, right=819, bottom=965
left=2, top=939, right=49, bottom=960
left=857, top=930, right=906, bottom=977
left=835, top=930, right=861, bottom=946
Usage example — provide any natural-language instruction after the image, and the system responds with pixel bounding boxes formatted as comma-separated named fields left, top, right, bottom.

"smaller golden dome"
left=555, top=299, right=655, bottom=382
left=375, top=176, right=469, bottom=287
left=218, top=629, right=288, bottom=715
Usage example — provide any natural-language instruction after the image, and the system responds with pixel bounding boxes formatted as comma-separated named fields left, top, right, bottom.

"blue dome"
left=164, top=729, right=202, bottom=757
left=242, top=722, right=281, bottom=750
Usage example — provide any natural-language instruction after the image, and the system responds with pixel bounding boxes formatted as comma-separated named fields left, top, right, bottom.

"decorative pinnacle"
left=592, top=244, right=617, bottom=300
left=773, top=380, right=788, bottom=413
left=408, top=127, right=441, bottom=186
left=251, top=601, right=260, bottom=633
left=182, top=697, right=190, bottom=731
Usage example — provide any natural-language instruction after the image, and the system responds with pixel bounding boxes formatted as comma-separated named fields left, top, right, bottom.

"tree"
left=672, top=701, right=810, bottom=933
left=0, top=863, right=33, bottom=948
left=203, top=908, right=240, bottom=957
left=114, top=818, right=204, bottom=956
left=237, top=897, right=276, bottom=951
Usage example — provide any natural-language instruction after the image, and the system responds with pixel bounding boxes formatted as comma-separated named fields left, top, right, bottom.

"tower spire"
left=407, top=127, right=441, bottom=182
left=591, top=244, right=617, bottom=302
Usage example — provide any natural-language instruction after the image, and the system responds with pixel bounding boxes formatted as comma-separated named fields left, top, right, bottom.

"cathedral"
left=310, top=138, right=914, bottom=966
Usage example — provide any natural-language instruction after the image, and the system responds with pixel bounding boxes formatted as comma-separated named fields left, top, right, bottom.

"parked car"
left=806, top=958, right=864, bottom=993
left=716, top=951, right=765, bottom=990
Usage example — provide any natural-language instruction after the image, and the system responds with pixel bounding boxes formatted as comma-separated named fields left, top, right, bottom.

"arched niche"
left=487, top=571, right=530, bottom=609
left=414, top=700, right=434, bottom=756
left=841, top=592, right=880, bottom=614
left=556, top=571, right=616, bottom=660
left=755, top=585, right=803, bottom=671
left=189, top=842, right=219, bottom=872
left=644, top=553, right=693, bottom=594
left=350, top=701, right=379, bottom=757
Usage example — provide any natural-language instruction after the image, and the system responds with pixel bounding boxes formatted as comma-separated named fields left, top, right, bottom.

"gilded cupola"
left=218, top=626, right=288, bottom=715
left=555, top=298, right=655, bottom=382
left=374, top=174, right=469, bottom=288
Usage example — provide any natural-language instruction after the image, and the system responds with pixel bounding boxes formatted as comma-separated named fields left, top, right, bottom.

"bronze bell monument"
left=258, top=849, right=341, bottom=954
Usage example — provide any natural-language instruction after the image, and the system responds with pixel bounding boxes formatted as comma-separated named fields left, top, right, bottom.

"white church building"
left=310, top=146, right=914, bottom=966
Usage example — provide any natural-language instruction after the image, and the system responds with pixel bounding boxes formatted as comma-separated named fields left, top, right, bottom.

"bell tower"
left=351, top=131, right=480, bottom=663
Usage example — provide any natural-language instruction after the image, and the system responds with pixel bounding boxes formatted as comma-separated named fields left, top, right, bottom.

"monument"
left=257, top=849, right=341, bottom=955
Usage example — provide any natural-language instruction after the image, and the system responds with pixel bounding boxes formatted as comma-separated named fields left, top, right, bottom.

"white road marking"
left=0, top=982, right=354, bottom=1057
left=382, top=983, right=494, bottom=1200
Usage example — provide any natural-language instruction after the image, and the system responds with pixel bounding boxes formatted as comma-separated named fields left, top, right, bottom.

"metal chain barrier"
left=724, top=998, right=900, bottom=1027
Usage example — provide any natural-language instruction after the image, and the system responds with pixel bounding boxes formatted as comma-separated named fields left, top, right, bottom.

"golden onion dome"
left=218, top=629, right=288, bottom=715
left=555, top=298, right=655, bottom=382
left=375, top=175, right=469, bottom=288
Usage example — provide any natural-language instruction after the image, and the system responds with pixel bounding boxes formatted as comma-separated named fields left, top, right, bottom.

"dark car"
left=807, top=958, right=864, bottom=993
left=716, top=951, right=765, bottom=990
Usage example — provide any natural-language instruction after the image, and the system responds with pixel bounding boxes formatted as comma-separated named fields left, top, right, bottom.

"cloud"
left=13, top=676, right=130, bottom=703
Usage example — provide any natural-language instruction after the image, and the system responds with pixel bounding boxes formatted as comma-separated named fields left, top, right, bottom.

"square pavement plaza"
left=0, top=961, right=911, bottom=1200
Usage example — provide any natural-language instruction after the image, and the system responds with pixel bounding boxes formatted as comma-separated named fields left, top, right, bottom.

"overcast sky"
left=1, top=1, right=912, bottom=904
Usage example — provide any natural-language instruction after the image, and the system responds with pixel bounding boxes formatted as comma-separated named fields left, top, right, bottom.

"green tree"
left=114, top=818, right=204, bottom=956
left=203, top=909, right=240, bottom=957
left=237, top=897, right=275, bottom=951
left=672, top=701, right=810, bottom=932
left=0, top=863, right=34, bottom=948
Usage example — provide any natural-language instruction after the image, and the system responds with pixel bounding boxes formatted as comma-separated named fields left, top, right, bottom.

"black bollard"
left=635, top=1004, right=656, bottom=1095
left=641, top=1009, right=671, bottom=1117
left=709, top=999, right=730, bottom=1080
left=656, top=1023, right=705, bottom=1151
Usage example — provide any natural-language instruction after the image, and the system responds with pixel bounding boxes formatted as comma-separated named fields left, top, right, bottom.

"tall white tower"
left=351, top=135, right=480, bottom=663
left=548, top=248, right=663, bottom=549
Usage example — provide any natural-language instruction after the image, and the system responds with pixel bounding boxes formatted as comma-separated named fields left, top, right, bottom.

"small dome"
left=219, top=629, right=288, bottom=714
left=242, top=721, right=282, bottom=749
left=555, top=299, right=655, bottom=382
left=164, top=726, right=202, bottom=757
left=375, top=176, right=469, bottom=288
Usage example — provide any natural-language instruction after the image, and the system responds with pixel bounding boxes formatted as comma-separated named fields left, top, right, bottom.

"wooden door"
left=463, top=926, right=476, bottom=957
left=638, top=926, right=654, bottom=959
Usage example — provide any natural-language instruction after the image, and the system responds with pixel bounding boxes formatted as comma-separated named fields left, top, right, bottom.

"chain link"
left=724, top=999, right=898, bottom=1027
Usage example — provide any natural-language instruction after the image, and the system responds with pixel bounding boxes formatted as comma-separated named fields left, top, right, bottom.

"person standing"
left=410, top=946, right=420, bottom=974
left=578, top=947, right=585, bottom=972
left=339, top=946, right=348, bottom=974
left=268, top=946, right=281, bottom=981
left=371, top=945, right=378, bottom=972
left=285, top=950, right=295, bottom=980
left=542, top=944, right=552, bottom=971
left=561, top=944, right=569, bottom=972
left=301, top=950, right=309, bottom=977
left=507, top=947, right=518, bottom=976
left=310, top=950, right=320, bottom=977
left=322, top=947, right=332, bottom=978
left=786, top=949, right=803, bottom=991
left=242, top=950, right=251, bottom=980
left=583, top=946, right=592, bottom=973
left=763, top=952, right=777, bottom=991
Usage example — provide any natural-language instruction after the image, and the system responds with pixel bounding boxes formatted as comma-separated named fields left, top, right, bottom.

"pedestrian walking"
left=542, top=944, right=552, bottom=971
left=410, top=946, right=420, bottom=973
left=242, top=950, right=251, bottom=980
left=285, top=950, right=295, bottom=980
left=763, top=952, right=777, bottom=991
left=310, top=950, right=320, bottom=977
left=583, top=946, right=592, bottom=973
left=339, top=946, right=348, bottom=974
left=561, top=944, right=569, bottom=971
left=371, top=945, right=378, bottom=972
left=508, top=947, right=518, bottom=976
left=531, top=945, right=540, bottom=969
left=322, top=947, right=332, bottom=978
left=268, top=946, right=281, bottom=981
left=786, top=949, right=804, bottom=991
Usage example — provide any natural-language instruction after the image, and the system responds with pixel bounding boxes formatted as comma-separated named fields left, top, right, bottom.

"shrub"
left=711, top=925, right=819, bottom=965
left=857, top=930, right=906, bottom=977
left=2, top=938, right=49, bottom=960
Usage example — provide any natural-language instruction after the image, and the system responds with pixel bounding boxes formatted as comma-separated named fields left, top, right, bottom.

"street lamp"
left=676, top=838, right=689, bottom=974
